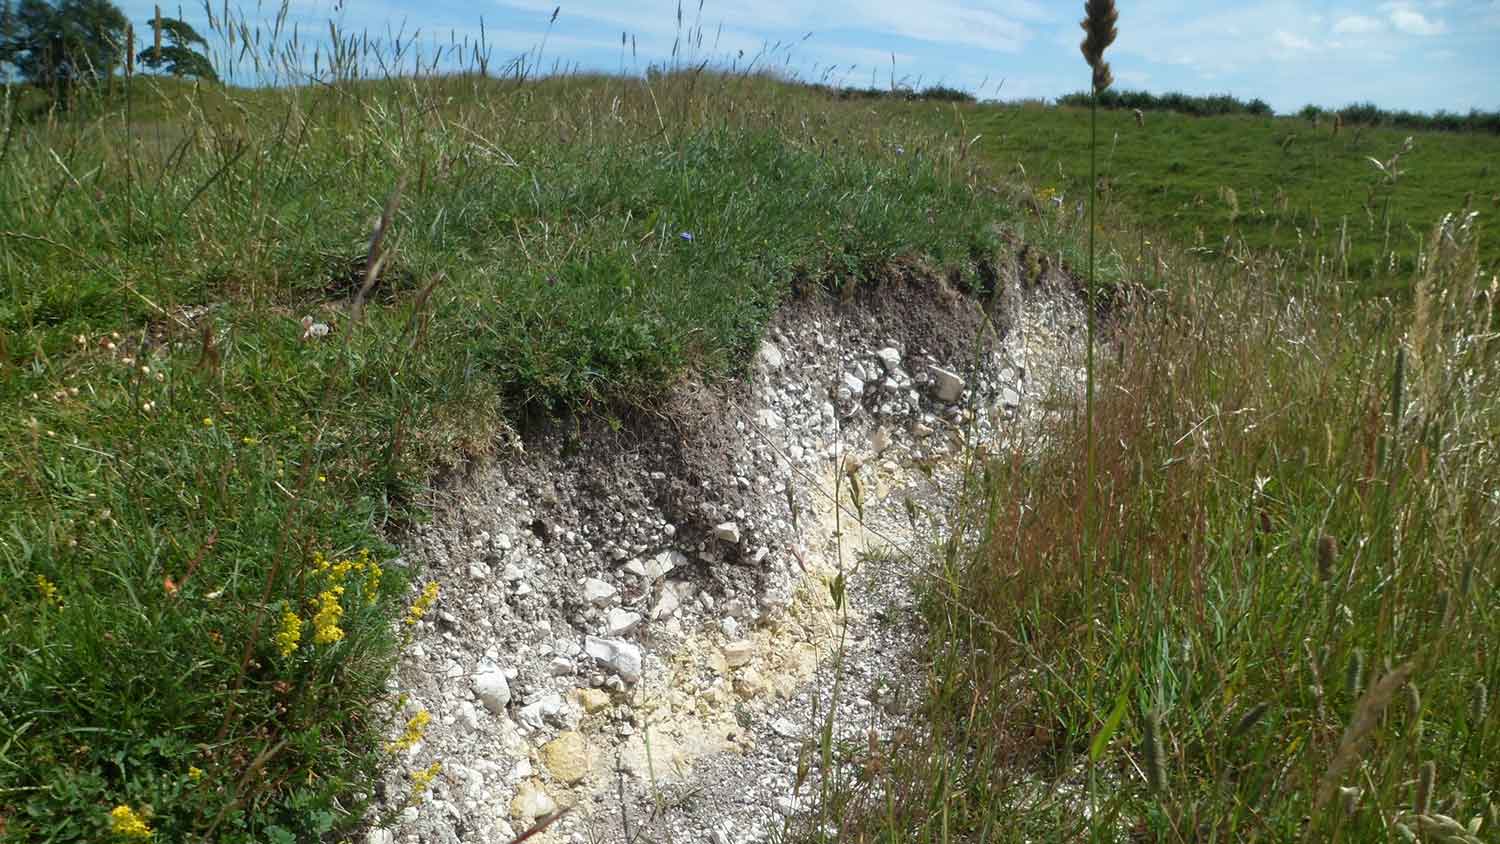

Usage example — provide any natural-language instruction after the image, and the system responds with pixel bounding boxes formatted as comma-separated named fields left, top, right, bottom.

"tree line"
left=1, top=0, right=215, bottom=101
left=1057, top=87, right=1500, bottom=134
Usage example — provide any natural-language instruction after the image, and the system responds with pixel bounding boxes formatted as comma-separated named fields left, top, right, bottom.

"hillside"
left=2, top=28, right=1497, bottom=844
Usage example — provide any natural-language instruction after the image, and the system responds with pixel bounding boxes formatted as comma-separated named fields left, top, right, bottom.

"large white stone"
left=876, top=347, right=903, bottom=372
left=516, top=693, right=567, bottom=732
left=713, top=522, right=741, bottom=544
left=585, top=636, right=643, bottom=684
left=473, top=666, right=510, bottom=714
left=645, top=549, right=685, bottom=579
left=757, top=341, right=785, bottom=370
left=651, top=586, right=681, bottom=620
left=841, top=372, right=866, bottom=399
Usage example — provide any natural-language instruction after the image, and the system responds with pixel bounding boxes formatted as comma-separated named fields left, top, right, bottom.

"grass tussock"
left=808, top=207, right=1498, bottom=839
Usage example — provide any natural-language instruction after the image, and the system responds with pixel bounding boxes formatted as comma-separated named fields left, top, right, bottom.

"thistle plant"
left=1079, top=0, right=1116, bottom=581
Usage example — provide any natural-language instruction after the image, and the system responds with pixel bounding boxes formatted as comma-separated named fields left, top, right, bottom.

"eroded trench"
left=370, top=265, right=1089, bottom=844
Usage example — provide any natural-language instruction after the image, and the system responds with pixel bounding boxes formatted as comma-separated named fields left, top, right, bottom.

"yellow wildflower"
left=409, top=761, right=441, bottom=801
left=187, top=766, right=204, bottom=782
left=404, top=582, right=439, bottom=627
left=274, top=610, right=302, bottom=657
left=201, top=417, right=213, bottom=427
left=388, top=709, right=431, bottom=752
left=36, top=574, right=61, bottom=607
left=312, top=587, right=345, bottom=644
left=363, top=562, right=383, bottom=606
left=109, top=805, right=152, bottom=838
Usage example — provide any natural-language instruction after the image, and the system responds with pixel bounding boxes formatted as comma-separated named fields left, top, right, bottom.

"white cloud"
left=1383, top=2, right=1447, bottom=35
left=1273, top=30, right=1315, bottom=51
left=1333, top=15, right=1384, bottom=34
left=498, top=0, right=1044, bottom=54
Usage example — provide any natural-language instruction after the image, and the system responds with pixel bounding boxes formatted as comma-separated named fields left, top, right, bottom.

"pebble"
left=605, top=608, right=642, bottom=636
left=713, top=522, right=741, bottom=543
left=457, top=701, right=480, bottom=732
left=510, top=780, right=556, bottom=823
left=929, top=365, right=966, bottom=401
left=576, top=688, right=611, bottom=713
left=722, top=640, right=755, bottom=668
left=540, top=731, right=590, bottom=785
left=584, top=636, right=643, bottom=684
left=582, top=577, right=617, bottom=606
left=756, top=408, right=783, bottom=431
left=875, top=347, right=902, bottom=372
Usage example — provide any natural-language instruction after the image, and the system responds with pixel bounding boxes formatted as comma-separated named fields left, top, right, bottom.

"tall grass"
left=803, top=187, right=1497, bottom=841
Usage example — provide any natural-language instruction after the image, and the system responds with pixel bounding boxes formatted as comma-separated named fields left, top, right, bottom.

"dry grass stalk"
left=1314, top=660, right=1415, bottom=809
left=1079, top=0, right=1118, bottom=93
left=153, top=6, right=162, bottom=63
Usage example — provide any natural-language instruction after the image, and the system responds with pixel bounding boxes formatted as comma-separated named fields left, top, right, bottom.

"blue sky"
left=121, top=0, right=1500, bottom=114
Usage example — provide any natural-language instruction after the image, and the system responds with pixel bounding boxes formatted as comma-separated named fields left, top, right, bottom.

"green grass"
left=801, top=103, right=1500, bottom=844
left=0, top=58, right=1019, bottom=843
left=908, top=101, right=1500, bottom=295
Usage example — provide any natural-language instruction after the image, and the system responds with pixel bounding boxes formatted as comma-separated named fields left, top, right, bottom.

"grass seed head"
left=1339, top=786, right=1362, bottom=816
left=1407, top=682, right=1423, bottom=741
left=1143, top=709, right=1166, bottom=794
left=1317, top=534, right=1338, bottom=582
left=1231, top=701, right=1271, bottom=739
left=1079, top=0, right=1118, bottom=93
left=1414, top=760, right=1435, bottom=814
left=1345, top=648, right=1365, bottom=699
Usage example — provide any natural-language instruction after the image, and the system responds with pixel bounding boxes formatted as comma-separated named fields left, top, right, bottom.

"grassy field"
left=3, top=10, right=1498, bottom=843
left=0, top=56, right=1024, bottom=843
left=904, top=101, right=1500, bottom=295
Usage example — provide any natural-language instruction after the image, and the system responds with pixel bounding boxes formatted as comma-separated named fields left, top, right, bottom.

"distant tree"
left=136, top=14, right=215, bottom=81
left=0, top=0, right=128, bottom=98
left=0, top=1, right=18, bottom=75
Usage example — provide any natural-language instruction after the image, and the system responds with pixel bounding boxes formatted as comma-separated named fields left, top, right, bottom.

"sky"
left=118, top=0, right=1500, bottom=114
